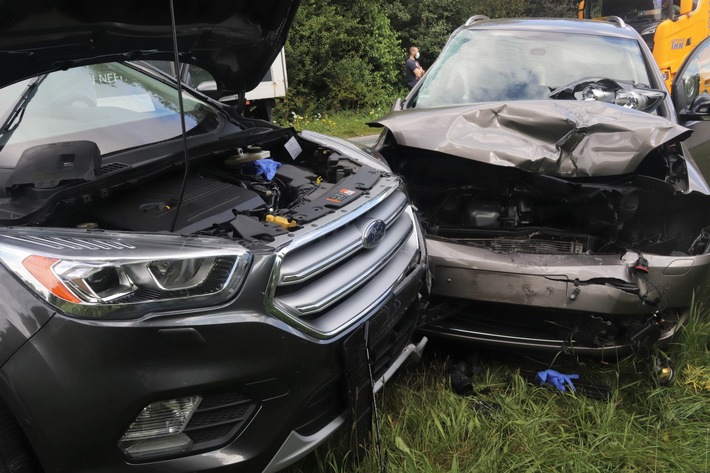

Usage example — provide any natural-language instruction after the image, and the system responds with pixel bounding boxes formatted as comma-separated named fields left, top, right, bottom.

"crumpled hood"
left=373, top=101, right=692, bottom=177
left=0, top=0, right=300, bottom=93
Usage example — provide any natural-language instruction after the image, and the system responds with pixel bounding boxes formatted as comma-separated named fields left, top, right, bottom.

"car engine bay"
left=383, top=145, right=710, bottom=257
left=0, top=128, right=381, bottom=244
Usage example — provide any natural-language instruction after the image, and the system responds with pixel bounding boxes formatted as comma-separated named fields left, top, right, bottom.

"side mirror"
left=691, top=94, right=710, bottom=114
left=672, top=36, right=710, bottom=117
left=680, top=94, right=710, bottom=120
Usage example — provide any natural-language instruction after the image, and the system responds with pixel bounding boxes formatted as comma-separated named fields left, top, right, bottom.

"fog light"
left=119, top=396, right=201, bottom=459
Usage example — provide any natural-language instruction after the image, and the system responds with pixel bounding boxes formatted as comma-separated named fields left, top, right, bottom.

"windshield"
left=410, top=29, right=653, bottom=108
left=0, top=63, right=221, bottom=168
left=593, top=0, right=671, bottom=22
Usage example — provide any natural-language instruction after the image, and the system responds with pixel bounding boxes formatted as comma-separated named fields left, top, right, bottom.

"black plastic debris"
left=449, top=361, right=474, bottom=396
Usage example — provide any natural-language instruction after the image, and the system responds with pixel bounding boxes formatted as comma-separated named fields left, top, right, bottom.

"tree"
left=383, top=0, right=528, bottom=70
left=285, top=0, right=401, bottom=113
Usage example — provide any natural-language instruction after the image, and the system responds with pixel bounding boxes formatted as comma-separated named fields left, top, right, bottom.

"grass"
left=273, top=107, right=385, bottom=139
left=285, top=301, right=710, bottom=473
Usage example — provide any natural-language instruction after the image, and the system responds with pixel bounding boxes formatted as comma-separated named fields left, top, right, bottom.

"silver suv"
left=374, top=16, right=710, bottom=360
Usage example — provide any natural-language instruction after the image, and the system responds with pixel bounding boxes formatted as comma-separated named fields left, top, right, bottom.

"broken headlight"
left=581, top=83, right=665, bottom=113
left=550, top=77, right=666, bottom=114
left=0, top=228, right=251, bottom=319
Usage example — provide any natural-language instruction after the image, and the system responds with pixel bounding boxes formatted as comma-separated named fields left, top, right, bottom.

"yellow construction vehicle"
left=579, top=0, right=710, bottom=90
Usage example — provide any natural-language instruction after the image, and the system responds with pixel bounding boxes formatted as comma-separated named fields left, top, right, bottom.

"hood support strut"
left=168, top=0, right=190, bottom=234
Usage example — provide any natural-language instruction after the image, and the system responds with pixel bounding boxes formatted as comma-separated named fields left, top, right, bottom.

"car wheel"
left=0, top=404, right=39, bottom=473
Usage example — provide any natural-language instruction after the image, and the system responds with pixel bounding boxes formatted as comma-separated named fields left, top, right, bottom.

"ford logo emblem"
left=362, top=220, right=386, bottom=249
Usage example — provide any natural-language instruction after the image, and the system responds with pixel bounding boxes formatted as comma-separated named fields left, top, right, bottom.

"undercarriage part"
left=654, top=354, right=675, bottom=385
left=420, top=300, right=683, bottom=385
left=628, top=313, right=665, bottom=347
left=418, top=299, right=683, bottom=358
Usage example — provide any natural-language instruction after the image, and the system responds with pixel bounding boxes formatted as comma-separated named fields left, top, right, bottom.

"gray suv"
left=0, top=1, right=426, bottom=472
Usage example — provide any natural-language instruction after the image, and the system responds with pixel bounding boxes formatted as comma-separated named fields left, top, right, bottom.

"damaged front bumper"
left=419, top=237, right=710, bottom=356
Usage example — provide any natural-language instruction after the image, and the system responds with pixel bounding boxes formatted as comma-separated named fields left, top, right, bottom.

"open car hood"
left=373, top=101, right=693, bottom=178
left=0, top=0, right=299, bottom=93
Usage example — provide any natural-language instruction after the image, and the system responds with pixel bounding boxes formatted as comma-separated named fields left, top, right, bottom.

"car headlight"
left=580, top=83, right=666, bottom=113
left=0, top=228, right=251, bottom=319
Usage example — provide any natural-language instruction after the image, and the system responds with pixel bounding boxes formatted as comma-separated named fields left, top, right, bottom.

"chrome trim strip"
left=4, top=235, right=136, bottom=251
left=373, top=337, right=428, bottom=393
left=261, top=414, right=346, bottom=473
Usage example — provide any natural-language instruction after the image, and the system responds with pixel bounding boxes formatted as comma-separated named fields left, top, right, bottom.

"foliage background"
left=281, top=0, right=578, bottom=118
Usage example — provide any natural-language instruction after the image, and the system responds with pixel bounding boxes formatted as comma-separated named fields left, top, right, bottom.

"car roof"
left=459, top=17, right=641, bottom=40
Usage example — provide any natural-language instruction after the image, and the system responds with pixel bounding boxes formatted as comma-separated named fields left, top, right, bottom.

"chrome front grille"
left=267, top=189, right=421, bottom=338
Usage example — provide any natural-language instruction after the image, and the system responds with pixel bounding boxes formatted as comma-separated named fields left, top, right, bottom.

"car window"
left=410, top=29, right=653, bottom=109
left=0, top=63, right=222, bottom=168
left=597, top=0, right=670, bottom=21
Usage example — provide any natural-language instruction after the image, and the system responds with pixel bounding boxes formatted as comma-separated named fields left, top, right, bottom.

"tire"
left=0, top=404, right=39, bottom=473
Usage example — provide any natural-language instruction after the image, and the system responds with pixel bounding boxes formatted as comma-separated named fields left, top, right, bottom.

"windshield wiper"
left=0, top=75, right=47, bottom=149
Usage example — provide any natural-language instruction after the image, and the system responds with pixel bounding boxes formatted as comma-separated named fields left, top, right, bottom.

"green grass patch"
left=285, top=303, right=710, bottom=473
left=273, top=106, right=385, bottom=139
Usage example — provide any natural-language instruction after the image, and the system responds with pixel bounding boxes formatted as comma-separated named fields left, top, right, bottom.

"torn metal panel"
left=373, top=101, right=692, bottom=177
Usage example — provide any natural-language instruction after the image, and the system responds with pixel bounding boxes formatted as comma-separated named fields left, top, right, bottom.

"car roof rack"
left=599, top=15, right=626, bottom=28
left=465, top=15, right=490, bottom=26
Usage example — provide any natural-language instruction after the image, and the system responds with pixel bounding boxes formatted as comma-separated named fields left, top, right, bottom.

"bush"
left=286, top=0, right=402, bottom=114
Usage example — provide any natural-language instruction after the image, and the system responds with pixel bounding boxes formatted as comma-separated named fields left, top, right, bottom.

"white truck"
left=145, top=49, right=288, bottom=121
left=240, top=48, right=288, bottom=121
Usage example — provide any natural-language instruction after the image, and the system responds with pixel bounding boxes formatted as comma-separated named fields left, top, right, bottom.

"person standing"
left=405, top=46, right=425, bottom=89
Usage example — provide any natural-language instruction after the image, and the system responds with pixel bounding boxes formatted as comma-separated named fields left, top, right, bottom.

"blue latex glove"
left=250, top=159, right=281, bottom=180
left=536, top=369, right=579, bottom=392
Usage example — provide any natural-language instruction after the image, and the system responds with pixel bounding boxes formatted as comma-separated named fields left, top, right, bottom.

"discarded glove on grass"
left=536, top=369, right=579, bottom=393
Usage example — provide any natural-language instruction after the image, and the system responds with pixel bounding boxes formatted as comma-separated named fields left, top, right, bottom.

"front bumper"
left=0, top=259, right=426, bottom=473
left=419, top=238, right=710, bottom=355
left=262, top=336, right=427, bottom=473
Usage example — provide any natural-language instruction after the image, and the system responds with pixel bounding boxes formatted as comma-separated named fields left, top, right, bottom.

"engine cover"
left=96, top=176, right=266, bottom=233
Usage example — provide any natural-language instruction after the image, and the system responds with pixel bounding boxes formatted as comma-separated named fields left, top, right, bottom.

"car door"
left=673, top=36, right=710, bottom=181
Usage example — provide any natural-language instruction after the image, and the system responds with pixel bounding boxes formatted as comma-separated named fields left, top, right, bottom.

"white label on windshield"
left=284, top=136, right=302, bottom=160
left=96, top=94, right=156, bottom=113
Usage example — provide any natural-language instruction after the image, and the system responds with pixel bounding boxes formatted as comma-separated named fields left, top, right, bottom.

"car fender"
left=0, top=264, right=53, bottom=368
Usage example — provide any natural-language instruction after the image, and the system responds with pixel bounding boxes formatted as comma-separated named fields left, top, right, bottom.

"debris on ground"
left=535, top=369, right=579, bottom=392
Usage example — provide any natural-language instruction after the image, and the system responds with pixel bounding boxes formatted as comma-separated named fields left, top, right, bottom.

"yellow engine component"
left=266, top=214, right=297, bottom=229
